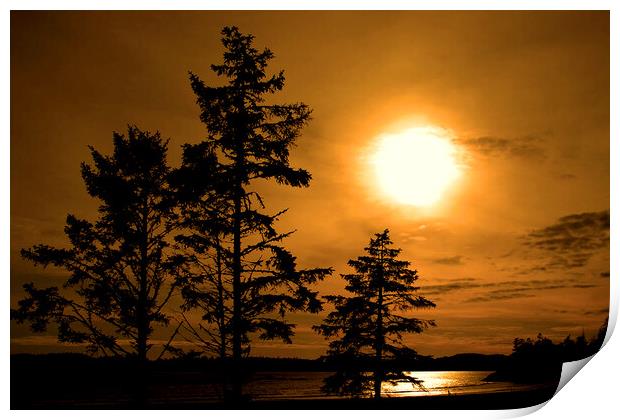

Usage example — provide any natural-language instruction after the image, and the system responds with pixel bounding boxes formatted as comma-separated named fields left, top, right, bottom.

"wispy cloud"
left=523, top=209, right=609, bottom=270
left=583, top=308, right=609, bottom=316
left=422, top=277, right=479, bottom=294
left=526, top=210, right=609, bottom=251
left=456, top=135, right=546, bottom=160
left=423, top=277, right=599, bottom=303
left=466, top=291, right=535, bottom=303
left=432, top=255, right=464, bottom=265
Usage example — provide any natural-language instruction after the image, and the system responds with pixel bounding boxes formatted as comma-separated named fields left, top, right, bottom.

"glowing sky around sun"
left=371, top=126, right=462, bottom=207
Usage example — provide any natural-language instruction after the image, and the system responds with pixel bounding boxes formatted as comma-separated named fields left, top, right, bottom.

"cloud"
left=398, top=222, right=448, bottom=244
left=464, top=282, right=598, bottom=303
left=523, top=209, right=609, bottom=270
left=466, top=279, right=598, bottom=303
left=398, top=233, right=427, bottom=243
left=557, top=173, right=577, bottom=180
left=466, top=291, right=535, bottom=303
left=583, top=308, right=609, bottom=316
left=456, top=135, right=546, bottom=160
left=432, top=255, right=464, bottom=265
left=422, top=277, right=479, bottom=294
left=424, top=277, right=600, bottom=304
left=526, top=210, right=609, bottom=251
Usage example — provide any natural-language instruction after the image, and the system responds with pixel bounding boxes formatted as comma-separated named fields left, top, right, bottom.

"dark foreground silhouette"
left=12, top=322, right=605, bottom=409
left=11, top=352, right=558, bottom=409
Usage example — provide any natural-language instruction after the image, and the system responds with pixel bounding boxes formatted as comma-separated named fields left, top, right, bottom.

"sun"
left=370, top=126, right=462, bottom=207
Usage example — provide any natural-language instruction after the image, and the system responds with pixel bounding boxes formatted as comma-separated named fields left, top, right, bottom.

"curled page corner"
left=499, top=356, right=598, bottom=418
left=495, top=400, right=549, bottom=419
left=555, top=355, right=594, bottom=396
left=500, top=355, right=597, bottom=419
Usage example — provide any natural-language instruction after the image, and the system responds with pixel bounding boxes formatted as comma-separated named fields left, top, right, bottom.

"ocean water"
left=245, top=371, right=539, bottom=400
left=151, top=371, right=541, bottom=403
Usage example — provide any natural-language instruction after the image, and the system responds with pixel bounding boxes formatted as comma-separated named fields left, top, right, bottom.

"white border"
left=0, top=0, right=617, bottom=11
left=4, top=2, right=617, bottom=419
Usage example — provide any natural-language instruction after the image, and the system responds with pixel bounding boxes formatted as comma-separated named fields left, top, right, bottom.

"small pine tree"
left=314, top=229, right=436, bottom=399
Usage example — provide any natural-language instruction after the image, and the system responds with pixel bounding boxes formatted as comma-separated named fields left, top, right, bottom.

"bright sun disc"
left=371, top=126, right=461, bottom=207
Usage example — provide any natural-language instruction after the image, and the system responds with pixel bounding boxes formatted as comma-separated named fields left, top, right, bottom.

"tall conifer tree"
left=181, top=26, right=332, bottom=399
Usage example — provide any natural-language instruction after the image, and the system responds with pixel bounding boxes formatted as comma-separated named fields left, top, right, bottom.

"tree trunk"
left=137, top=201, right=150, bottom=362
left=135, top=200, right=150, bottom=406
left=374, top=243, right=385, bottom=400
left=216, top=242, right=226, bottom=360
left=231, top=171, right=243, bottom=402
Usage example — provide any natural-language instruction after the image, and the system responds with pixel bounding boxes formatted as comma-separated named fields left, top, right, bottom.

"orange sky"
left=11, top=11, right=609, bottom=357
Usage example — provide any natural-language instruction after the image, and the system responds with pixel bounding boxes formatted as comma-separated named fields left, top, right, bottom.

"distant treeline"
left=486, top=318, right=607, bottom=383
left=10, top=351, right=508, bottom=373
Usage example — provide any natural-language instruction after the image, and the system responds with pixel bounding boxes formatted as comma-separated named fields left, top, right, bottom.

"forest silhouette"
left=10, top=26, right=608, bottom=409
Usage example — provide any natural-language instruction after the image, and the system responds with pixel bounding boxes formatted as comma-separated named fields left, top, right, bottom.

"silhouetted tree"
left=170, top=141, right=232, bottom=359
left=178, top=231, right=232, bottom=360
left=12, top=126, right=183, bottom=364
left=314, top=229, right=436, bottom=399
left=181, top=26, right=333, bottom=399
left=588, top=317, right=608, bottom=354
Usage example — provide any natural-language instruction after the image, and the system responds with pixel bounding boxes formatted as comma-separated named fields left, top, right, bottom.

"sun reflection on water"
left=382, top=371, right=501, bottom=397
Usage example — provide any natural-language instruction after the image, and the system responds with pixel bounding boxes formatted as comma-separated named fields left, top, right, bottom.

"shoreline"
left=13, top=385, right=558, bottom=410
